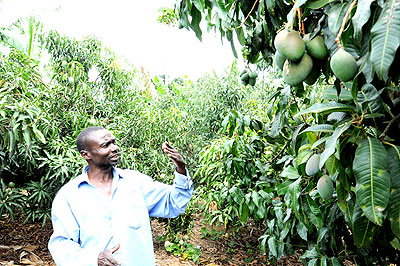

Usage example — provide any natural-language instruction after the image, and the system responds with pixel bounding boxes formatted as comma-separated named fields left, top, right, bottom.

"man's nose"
left=111, top=143, right=119, bottom=152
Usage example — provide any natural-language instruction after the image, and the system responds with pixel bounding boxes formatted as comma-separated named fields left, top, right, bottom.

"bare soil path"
left=0, top=213, right=301, bottom=265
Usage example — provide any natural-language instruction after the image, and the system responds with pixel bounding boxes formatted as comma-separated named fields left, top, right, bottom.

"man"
left=48, top=126, right=193, bottom=266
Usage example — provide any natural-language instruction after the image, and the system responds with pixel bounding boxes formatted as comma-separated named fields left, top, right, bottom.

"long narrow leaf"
left=319, top=121, right=351, bottom=169
left=304, top=195, right=324, bottom=230
left=352, top=203, right=376, bottom=247
left=301, top=124, right=334, bottom=134
left=388, top=145, right=400, bottom=189
left=370, top=0, right=400, bottom=80
left=353, top=137, right=390, bottom=225
left=352, top=0, right=374, bottom=40
left=327, top=1, right=352, bottom=35
left=388, top=189, right=400, bottom=238
left=387, top=145, right=400, bottom=237
left=295, top=102, right=356, bottom=117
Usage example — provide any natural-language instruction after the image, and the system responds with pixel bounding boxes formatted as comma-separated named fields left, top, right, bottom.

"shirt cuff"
left=174, top=168, right=192, bottom=189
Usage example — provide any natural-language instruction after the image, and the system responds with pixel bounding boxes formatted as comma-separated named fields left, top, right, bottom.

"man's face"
left=82, top=129, right=120, bottom=169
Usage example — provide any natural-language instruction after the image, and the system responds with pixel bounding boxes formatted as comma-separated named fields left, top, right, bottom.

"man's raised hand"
left=162, top=142, right=186, bottom=175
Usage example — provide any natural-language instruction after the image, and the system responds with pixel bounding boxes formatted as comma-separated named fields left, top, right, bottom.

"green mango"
left=305, top=154, right=320, bottom=176
left=249, top=78, right=256, bottom=86
left=249, top=72, right=258, bottom=79
left=282, top=53, right=313, bottom=86
left=241, top=73, right=250, bottom=81
left=274, top=30, right=305, bottom=61
left=330, top=48, right=357, bottom=82
left=317, top=175, right=334, bottom=200
left=304, top=34, right=328, bottom=59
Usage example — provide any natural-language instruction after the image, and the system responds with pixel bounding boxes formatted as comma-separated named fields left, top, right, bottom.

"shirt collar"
left=76, top=166, right=123, bottom=188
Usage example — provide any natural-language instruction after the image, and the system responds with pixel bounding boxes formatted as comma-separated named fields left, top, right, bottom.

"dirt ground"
left=0, top=212, right=302, bottom=266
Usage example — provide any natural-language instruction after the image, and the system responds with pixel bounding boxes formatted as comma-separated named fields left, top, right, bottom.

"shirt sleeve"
left=48, top=188, right=101, bottom=266
left=137, top=169, right=194, bottom=218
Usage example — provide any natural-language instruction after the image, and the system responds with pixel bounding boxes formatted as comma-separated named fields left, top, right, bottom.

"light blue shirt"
left=48, top=166, right=193, bottom=266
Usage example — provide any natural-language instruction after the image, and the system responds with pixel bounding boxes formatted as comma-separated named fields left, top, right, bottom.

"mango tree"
left=176, top=0, right=400, bottom=263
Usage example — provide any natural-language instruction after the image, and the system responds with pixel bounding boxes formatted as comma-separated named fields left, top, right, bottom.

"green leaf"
left=325, top=155, right=339, bottom=176
left=296, top=221, right=308, bottom=241
left=387, top=146, right=400, bottom=236
left=270, top=110, right=284, bottom=138
left=328, top=257, right=341, bottom=266
left=320, top=256, right=327, bottom=266
left=370, top=0, right=400, bottom=80
left=235, top=27, right=245, bottom=46
left=240, top=203, right=250, bottom=222
left=268, top=236, right=277, bottom=257
left=317, top=227, right=329, bottom=243
left=356, top=84, right=384, bottom=113
left=296, top=149, right=313, bottom=166
left=281, top=166, right=300, bottom=179
left=23, top=130, right=31, bottom=148
left=327, top=112, right=347, bottom=123
left=353, top=137, right=391, bottom=225
left=190, top=5, right=203, bottom=41
left=192, top=0, right=205, bottom=11
left=289, top=178, right=302, bottom=218
left=215, top=0, right=228, bottom=21
left=286, top=0, right=308, bottom=30
left=277, top=180, right=295, bottom=195
left=352, top=0, right=374, bottom=40
left=301, top=124, right=334, bottom=134
left=388, top=189, right=400, bottom=238
left=304, top=0, right=336, bottom=9
left=292, top=123, right=306, bottom=155
left=32, top=124, right=46, bottom=144
left=352, top=203, right=377, bottom=247
left=391, top=237, right=400, bottom=249
left=319, top=122, right=351, bottom=169
left=339, top=88, right=353, bottom=101
left=300, top=247, right=319, bottom=259
left=358, top=52, right=374, bottom=84
left=311, top=136, right=329, bottom=150
left=327, top=1, right=353, bottom=35
left=322, top=86, right=353, bottom=101
left=229, top=36, right=238, bottom=58
left=295, top=102, right=356, bottom=117
left=387, top=145, right=400, bottom=189
left=304, top=195, right=324, bottom=230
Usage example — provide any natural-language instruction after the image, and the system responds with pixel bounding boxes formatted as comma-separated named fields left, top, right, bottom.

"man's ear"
left=80, top=150, right=91, bottom=160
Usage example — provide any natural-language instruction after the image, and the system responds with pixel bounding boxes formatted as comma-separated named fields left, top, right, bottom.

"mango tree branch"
left=379, top=113, right=400, bottom=139
left=296, top=7, right=305, bottom=35
left=335, top=0, right=357, bottom=49
left=228, top=0, right=260, bottom=30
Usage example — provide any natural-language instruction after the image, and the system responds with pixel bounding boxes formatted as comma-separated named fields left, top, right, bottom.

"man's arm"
left=138, top=169, right=194, bottom=218
left=48, top=193, right=101, bottom=266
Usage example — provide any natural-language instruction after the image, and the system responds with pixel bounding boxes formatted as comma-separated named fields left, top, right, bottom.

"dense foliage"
left=0, top=17, right=260, bottom=234
left=176, top=0, right=400, bottom=264
left=1, top=0, right=400, bottom=262
left=0, top=21, right=227, bottom=225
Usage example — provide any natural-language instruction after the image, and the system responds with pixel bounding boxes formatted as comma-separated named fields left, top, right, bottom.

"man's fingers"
left=111, top=243, right=120, bottom=254
left=110, top=258, right=121, bottom=265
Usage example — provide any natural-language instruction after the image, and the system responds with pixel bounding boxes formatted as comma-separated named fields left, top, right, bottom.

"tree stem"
left=379, top=113, right=400, bottom=139
left=335, top=0, right=357, bottom=49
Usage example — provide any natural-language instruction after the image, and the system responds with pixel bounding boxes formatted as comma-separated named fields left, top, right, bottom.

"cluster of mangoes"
left=240, top=69, right=258, bottom=86
left=274, top=30, right=357, bottom=86
left=305, top=154, right=334, bottom=201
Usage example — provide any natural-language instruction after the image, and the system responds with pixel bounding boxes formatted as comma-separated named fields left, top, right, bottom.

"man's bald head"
left=76, top=126, right=106, bottom=152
